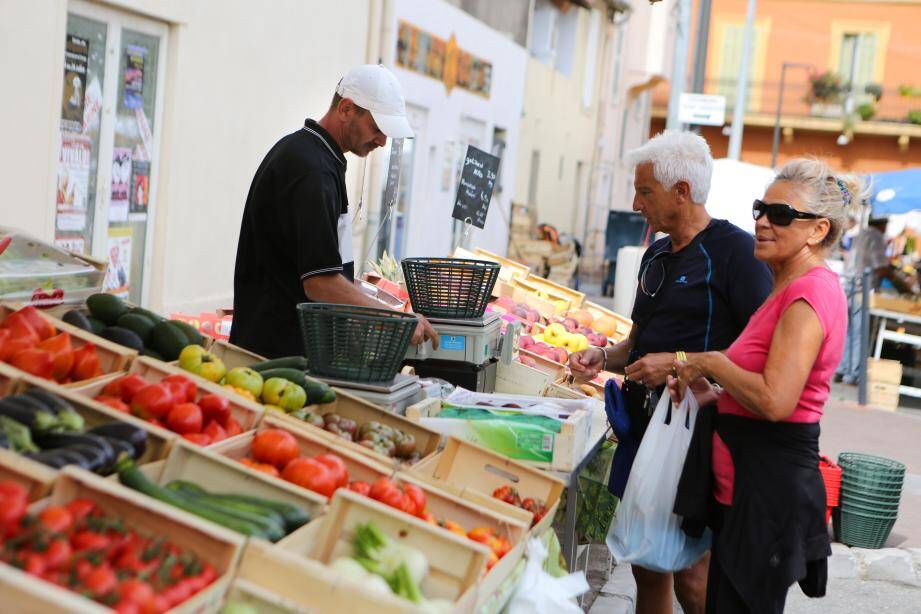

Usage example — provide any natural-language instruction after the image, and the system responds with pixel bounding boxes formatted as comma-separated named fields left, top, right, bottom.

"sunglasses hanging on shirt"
left=752, top=199, right=822, bottom=226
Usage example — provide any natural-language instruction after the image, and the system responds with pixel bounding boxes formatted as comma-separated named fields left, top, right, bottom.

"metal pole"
left=858, top=267, right=871, bottom=405
left=727, top=0, right=757, bottom=160
left=666, top=0, right=693, bottom=130
left=770, top=63, right=788, bottom=169
left=689, top=0, right=712, bottom=134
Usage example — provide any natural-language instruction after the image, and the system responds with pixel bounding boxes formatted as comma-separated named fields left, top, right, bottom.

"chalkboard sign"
left=451, top=145, right=500, bottom=229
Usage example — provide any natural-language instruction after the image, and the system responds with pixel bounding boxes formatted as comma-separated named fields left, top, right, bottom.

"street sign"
left=678, top=93, right=726, bottom=126
left=451, top=145, right=500, bottom=229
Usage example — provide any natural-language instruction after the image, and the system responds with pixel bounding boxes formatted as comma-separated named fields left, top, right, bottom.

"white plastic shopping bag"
left=506, top=538, right=589, bottom=614
left=606, top=392, right=711, bottom=572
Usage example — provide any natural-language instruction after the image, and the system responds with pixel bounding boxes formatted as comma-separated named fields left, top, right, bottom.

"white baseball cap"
left=336, top=64, right=413, bottom=139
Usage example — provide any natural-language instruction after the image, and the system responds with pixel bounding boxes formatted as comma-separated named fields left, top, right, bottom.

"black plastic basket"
left=401, top=257, right=500, bottom=319
left=296, top=303, right=417, bottom=383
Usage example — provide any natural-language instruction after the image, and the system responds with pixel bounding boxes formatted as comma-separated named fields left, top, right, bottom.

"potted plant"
left=900, top=84, right=921, bottom=125
left=857, top=103, right=876, bottom=121
left=807, top=71, right=844, bottom=117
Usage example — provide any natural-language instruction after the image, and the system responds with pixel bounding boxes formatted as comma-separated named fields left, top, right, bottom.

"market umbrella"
left=705, top=158, right=776, bottom=234
left=870, top=168, right=921, bottom=216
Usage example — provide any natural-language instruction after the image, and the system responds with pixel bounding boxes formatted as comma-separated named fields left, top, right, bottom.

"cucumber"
left=304, top=379, right=335, bottom=405
left=166, top=480, right=309, bottom=531
left=116, top=457, right=278, bottom=539
left=250, top=356, right=308, bottom=373
left=165, top=482, right=288, bottom=531
left=258, top=368, right=308, bottom=389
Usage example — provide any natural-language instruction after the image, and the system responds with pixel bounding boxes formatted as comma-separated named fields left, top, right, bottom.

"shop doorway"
left=55, top=1, right=167, bottom=304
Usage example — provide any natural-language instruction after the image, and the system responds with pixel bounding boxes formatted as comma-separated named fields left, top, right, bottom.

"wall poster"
left=109, top=147, right=132, bottom=222
left=56, top=132, right=91, bottom=215
left=124, top=44, right=146, bottom=110
left=61, top=34, right=89, bottom=132
left=104, top=227, right=132, bottom=297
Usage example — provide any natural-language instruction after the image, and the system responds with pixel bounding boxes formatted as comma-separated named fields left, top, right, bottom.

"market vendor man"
left=230, top=64, right=437, bottom=358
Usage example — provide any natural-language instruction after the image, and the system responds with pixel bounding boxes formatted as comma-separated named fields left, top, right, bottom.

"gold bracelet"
left=598, top=347, right=608, bottom=371
left=676, top=350, right=687, bottom=362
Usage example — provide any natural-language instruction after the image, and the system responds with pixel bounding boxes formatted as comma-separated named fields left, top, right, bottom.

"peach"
left=519, top=355, right=538, bottom=368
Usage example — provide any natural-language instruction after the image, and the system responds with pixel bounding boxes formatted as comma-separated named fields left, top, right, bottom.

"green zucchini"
left=166, top=480, right=309, bottom=531
left=258, top=368, right=308, bottom=389
left=250, top=356, right=308, bottom=373
left=116, top=457, right=280, bottom=540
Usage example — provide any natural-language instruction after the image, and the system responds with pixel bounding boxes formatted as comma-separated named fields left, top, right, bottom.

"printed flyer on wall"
left=130, top=160, right=150, bottom=214
left=110, top=147, right=132, bottom=222
left=124, top=44, right=146, bottom=110
left=61, top=34, right=89, bottom=132
left=54, top=236, right=86, bottom=254
left=104, top=227, right=132, bottom=297
left=56, top=132, right=91, bottom=214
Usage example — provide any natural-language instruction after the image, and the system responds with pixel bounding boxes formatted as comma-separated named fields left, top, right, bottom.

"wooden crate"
left=870, top=292, right=921, bottom=315
left=517, top=275, right=585, bottom=310
left=68, top=356, right=264, bottom=445
left=518, top=348, right=567, bottom=378
left=583, top=300, right=633, bottom=343
left=222, top=576, right=311, bottom=613
left=0, top=375, right=173, bottom=497
left=470, top=247, right=532, bottom=281
left=0, top=361, right=20, bottom=398
left=404, top=396, right=592, bottom=472
left=213, top=416, right=528, bottom=545
left=868, top=381, right=900, bottom=411
left=546, top=376, right=605, bottom=401
left=0, top=302, right=136, bottom=387
left=139, top=438, right=326, bottom=526
left=868, top=358, right=903, bottom=385
left=511, top=284, right=566, bottom=320
left=407, top=436, right=565, bottom=536
left=495, top=360, right=552, bottom=396
left=207, top=339, right=268, bottom=371
left=11, top=467, right=244, bottom=613
left=235, top=540, right=429, bottom=614
left=272, top=387, right=441, bottom=468
left=286, top=489, right=487, bottom=606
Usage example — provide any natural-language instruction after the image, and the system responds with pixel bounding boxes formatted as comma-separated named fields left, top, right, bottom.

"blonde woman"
left=670, top=159, right=864, bottom=613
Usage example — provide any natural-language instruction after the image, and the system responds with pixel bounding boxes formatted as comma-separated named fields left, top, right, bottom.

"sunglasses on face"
left=752, top=199, right=821, bottom=226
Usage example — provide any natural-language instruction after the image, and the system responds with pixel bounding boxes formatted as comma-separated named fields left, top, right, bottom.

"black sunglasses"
left=752, top=199, right=821, bottom=226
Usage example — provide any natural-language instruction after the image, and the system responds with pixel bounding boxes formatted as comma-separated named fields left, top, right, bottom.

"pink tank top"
left=712, top=267, right=847, bottom=505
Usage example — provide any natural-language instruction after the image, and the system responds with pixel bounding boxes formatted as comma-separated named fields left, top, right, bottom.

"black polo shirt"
left=630, top=219, right=772, bottom=358
left=230, top=119, right=354, bottom=358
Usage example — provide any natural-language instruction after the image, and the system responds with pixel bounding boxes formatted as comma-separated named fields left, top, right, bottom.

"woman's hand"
left=570, top=347, right=605, bottom=380
left=667, top=374, right=720, bottom=406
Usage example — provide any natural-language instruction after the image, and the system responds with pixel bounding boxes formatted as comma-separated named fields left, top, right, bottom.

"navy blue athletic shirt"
left=630, top=219, right=773, bottom=357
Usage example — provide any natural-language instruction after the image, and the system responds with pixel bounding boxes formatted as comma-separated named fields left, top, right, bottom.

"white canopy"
left=705, top=158, right=776, bottom=234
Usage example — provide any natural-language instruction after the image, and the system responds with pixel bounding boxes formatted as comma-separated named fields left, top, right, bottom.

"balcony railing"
left=651, top=77, right=921, bottom=125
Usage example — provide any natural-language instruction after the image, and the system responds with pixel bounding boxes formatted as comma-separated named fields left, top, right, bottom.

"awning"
left=870, top=168, right=921, bottom=216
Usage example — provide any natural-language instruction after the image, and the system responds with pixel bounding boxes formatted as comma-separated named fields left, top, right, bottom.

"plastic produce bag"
left=506, top=537, right=589, bottom=614
left=606, top=392, right=711, bottom=572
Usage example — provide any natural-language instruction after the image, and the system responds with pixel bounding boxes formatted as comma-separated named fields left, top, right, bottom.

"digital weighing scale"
left=403, top=313, right=520, bottom=393
left=316, top=373, right=425, bottom=415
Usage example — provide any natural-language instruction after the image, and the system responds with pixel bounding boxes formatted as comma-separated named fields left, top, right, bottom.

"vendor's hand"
left=570, top=347, right=605, bottom=380
left=623, top=352, right=674, bottom=388
left=411, top=314, right=439, bottom=349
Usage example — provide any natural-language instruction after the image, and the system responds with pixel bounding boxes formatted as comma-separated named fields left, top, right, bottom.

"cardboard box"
left=868, top=381, right=900, bottom=411
left=868, top=358, right=903, bottom=385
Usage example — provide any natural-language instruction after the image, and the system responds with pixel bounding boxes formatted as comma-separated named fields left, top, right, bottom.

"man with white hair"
left=571, top=130, right=772, bottom=614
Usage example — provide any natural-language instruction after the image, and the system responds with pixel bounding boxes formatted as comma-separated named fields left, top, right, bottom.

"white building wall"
left=372, top=0, right=528, bottom=260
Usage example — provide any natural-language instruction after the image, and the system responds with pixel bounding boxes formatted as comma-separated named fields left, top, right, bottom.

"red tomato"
left=23, top=552, right=45, bottom=576
left=181, top=433, right=212, bottom=446
left=114, top=600, right=141, bottom=614
left=0, top=328, right=11, bottom=360
left=103, top=374, right=148, bottom=403
left=369, top=478, right=407, bottom=511
left=281, top=457, right=336, bottom=497
left=71, top=530, right=111, bottom=552
left=403, top=482, right=427, bottom=518
left=224, top=416, right=243, bottom=437
left=252, top=429, right=300, bottom=470
left=10, top=347, right=54, bottom=379
left=43, top=538, right=72, bottom=571
left=130, top=384, right=173, bottom=419
left=239, top=458, right=280, bottom=477
left=198, top=394, right=230, bottom=425
left=162, top=375, right=197, bottom=403
left=161, top=580, right=193, bottom=608
left=166, top=402, right=203, bottom=434
left=94, top=395, right=130, bottom=413
left=70, top=343, right=103, bottom=381
left=467, top=526, right=495, bottom=544
left=37, top=332, right=73, bottom=381
left=117, top=578, right=154, bottom=604
left=15, top=306, right=55, bottom=341
left=65, top=498, right=98, bottom=523
left=84, top=564, right=117, bottom=596
left=140, top=595, right=170, bottom=614
left=202, top=420, right=227, bottom=443
left=347, top=481, right=371, bottom=496
left=314, top=454, right=349, bottom=488
left=0, top=480, right=28, bottom=527
left=2, top=311, right=41, bottom=344
left=38, top=505, right=74, bottom=533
